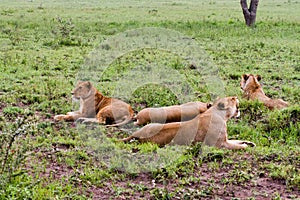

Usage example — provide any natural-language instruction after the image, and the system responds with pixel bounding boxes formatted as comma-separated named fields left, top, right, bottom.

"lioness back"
left=134, top=101, right=211, bottom=126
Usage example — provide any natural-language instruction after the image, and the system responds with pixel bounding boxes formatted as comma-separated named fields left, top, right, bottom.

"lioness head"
left=240, top=74, right=261, bottom=91
left=216, top=96, right=240, bottom=118
left=72, top=81, right=94, bottom=100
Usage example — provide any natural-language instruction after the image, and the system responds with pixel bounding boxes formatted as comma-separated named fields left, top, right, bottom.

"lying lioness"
left=134, top=101, right=212, bottom=126
left=122, top=97, right=255, bottom=150
left=54, top=81, right=134, bottom=126
left=240, top=74, right=288, bottom=110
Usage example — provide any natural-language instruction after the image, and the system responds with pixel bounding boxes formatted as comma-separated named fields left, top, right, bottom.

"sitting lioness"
left=54, top=81, right=134, bottom=126
left=134, top=101, right=211, bottom=126
left=240, top=74, right=288, bottom=110
left=122, top=97, right=255, bottom=150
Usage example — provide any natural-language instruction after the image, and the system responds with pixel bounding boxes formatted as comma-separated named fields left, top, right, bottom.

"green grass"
left=0, top=0, right=299, bottom=199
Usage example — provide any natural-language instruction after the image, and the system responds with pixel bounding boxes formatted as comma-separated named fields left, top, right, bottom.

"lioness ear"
left=242, top=74, right=249, bottom=81
left=86, top=81, right=92, bottom=89
left=231, top=96, right=238, bottom=102
left=217, top=102, right=226, bottom=110
left=217, top=98, right=231, bottom=110
left=256, top=75, right=261, bottom=81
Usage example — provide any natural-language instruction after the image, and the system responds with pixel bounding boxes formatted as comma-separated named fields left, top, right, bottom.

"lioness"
left=240, top=74, right=288, bottom=110
left=122, top=97, right=255, bottom=150
left=54, top=81, right=134, bottom=126
left=134, top=101, right=212, bottom=126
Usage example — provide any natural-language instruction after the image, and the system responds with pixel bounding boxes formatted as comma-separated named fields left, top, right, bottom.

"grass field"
left=0, top=0, right=299, bottom=199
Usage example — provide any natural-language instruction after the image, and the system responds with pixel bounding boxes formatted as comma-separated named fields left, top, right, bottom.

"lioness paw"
left=76, top=118, right=98, bottom=124
left=54, top=115, right=66, bottom=121
left=242, top=141, right=256, bottom=147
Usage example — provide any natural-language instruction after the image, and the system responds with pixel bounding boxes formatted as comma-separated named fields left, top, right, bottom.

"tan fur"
left=134, top=101, right=212, bottom=126
left=240, top=74, right=288, bottom=110
left=122, top=97, right=255, bottom=150
left=54, top=81, right=134, bottom=126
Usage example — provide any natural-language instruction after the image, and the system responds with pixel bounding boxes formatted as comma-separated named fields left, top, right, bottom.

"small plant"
left=54, top=17, right=75, bottom=39
left=2, top=106, right=24, bottom=118
left=0, top=116, right=36, bottom=197
left=49, top=17, right=81, bottom=47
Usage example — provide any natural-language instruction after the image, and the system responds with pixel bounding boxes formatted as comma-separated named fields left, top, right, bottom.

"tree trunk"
left=240, top=0, right=259, bottom=26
